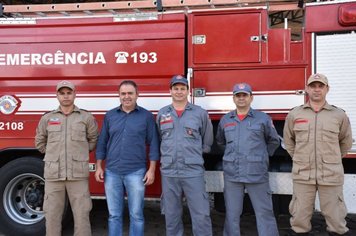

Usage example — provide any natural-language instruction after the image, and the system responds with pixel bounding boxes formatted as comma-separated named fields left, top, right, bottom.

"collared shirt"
left=96, top=105, right=159, bottom=175
left=35, top=106, right=98, bottom=181
left=157, top=103, right=213, bottom=177
left=216, top=108, right=280, bottom=183
left=283, top=102, right=352, bottom=185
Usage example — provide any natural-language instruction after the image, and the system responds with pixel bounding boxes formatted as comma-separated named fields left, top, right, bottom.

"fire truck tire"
left=0, top=157, right=46, bottom=236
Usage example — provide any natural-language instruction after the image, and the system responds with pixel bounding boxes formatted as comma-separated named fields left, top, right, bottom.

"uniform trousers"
left=43, top=179, right=92, bottom=236
left=161, top=175, right=212, bottom=236
left=223, top=180, right=278, bottom=236
left=289, top=182, right=348, bottom=234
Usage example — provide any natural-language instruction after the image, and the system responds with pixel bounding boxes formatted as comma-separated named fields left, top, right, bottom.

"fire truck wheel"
left=0, top=157, right=46, bottom=236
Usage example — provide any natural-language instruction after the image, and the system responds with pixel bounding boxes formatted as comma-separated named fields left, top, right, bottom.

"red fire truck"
left=0, top=0, right=355, bottom=235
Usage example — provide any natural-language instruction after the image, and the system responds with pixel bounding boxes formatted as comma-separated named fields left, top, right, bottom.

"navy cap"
left=170, top=75, right=188, bottom=87
left=233, top=83, right=252, bottom=95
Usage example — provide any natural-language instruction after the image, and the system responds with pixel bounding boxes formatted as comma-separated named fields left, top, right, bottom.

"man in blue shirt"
left=216, top=83, right=280, bottom=236
left=95, top=80, right=159, bottom=236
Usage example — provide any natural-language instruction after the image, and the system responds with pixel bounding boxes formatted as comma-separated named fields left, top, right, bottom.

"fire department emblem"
left=238, top=84, right=245, bottom=89
left=0, top=95, right=19, bottom=115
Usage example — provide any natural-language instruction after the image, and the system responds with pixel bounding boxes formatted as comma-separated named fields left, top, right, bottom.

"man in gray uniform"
left=216, top=83, right=280, bottom=236
left=157, top=75, right=214, bottom=236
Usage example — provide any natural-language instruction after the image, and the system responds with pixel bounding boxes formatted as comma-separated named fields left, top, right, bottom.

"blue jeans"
left=104, top=168, right=146, bottom=236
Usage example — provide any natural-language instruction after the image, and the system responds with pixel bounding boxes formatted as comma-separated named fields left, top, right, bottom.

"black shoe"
left=285, top=229, right=311, bottom=236
left=328, top=231, right=351, bottom=236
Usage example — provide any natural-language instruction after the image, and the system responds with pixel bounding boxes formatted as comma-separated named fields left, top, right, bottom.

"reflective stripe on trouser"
left=223, top=180, right=278, bottom=236
left=43, top=180, right=92, bottom=236
left=161, top=175, right=212, bottom=236
left=290, top=182, right=348, bottom=234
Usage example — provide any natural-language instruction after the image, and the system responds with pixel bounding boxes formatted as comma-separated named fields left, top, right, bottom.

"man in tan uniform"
left=283, top=73, right=352, bottom=236
left=35, top=80, right=98, bottom=236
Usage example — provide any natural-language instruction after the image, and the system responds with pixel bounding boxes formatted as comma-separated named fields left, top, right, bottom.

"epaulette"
left=331, top=105, right=346, bottom=112
left=80, top=108, right=89, bottom=112
left=290, top=105, right=303, bottom=110
left=42, top=110, right=55, bottom=116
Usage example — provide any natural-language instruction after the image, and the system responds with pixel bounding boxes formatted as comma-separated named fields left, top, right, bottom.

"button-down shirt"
left=96, top=105, right=159, bottom=175
left=283, top=102, right=352, bottom=185
left=216, top=108, right=280, bottom=183
left=35, top=106, right=98, bottom=181
left=157, top=103, right=213, bottom=177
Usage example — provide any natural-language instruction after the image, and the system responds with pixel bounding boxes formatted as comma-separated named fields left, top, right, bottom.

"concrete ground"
left=63, top=199, right=356, bottom=236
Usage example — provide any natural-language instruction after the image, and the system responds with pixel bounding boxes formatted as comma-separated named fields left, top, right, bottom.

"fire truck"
left=0, top=0, right=355, bottom=235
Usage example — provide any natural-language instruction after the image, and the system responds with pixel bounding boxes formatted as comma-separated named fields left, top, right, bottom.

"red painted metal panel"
left=0, top=40, right=184, bottom=78
left=0, top=14, right=185, bottom=43
left=193, top=67, right=306, bottom=92
left=267, top=28, right=291, bottom=62
left=290, top=41, right=305, bottom=62
left=190, top=11, right=262, bottom=64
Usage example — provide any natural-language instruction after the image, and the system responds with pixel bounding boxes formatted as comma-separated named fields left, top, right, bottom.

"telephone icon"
left=115, top=51, right=129, bottom=64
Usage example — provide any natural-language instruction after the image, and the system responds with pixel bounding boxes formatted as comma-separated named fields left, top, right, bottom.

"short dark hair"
left=118, top=80, right=138, bottom=94
left=170, top=83, right=189, bottom=89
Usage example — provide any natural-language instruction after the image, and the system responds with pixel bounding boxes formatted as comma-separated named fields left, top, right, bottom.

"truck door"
left=190, top=11, right=263, bottom=64
left=187, top=8, right=305, bottom=114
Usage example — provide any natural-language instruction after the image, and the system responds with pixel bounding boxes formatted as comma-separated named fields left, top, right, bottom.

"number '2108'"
left=0, top=122, right=24, bottom=130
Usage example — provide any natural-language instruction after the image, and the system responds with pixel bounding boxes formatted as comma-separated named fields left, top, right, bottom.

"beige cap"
left=56, top=80, right=75, bottom=91
left=307, top=73, right=328, bottom=86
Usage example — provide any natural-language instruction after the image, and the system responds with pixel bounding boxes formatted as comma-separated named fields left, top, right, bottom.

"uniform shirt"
left=157, top=103, right=213, bottom=177
left=96, top=105, right=159, bottom=175
left=35, top=106, right=98, bottom=181
left=216, top=108, right=280, bottom=183
left=283, top=102, right=352, bottom=185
